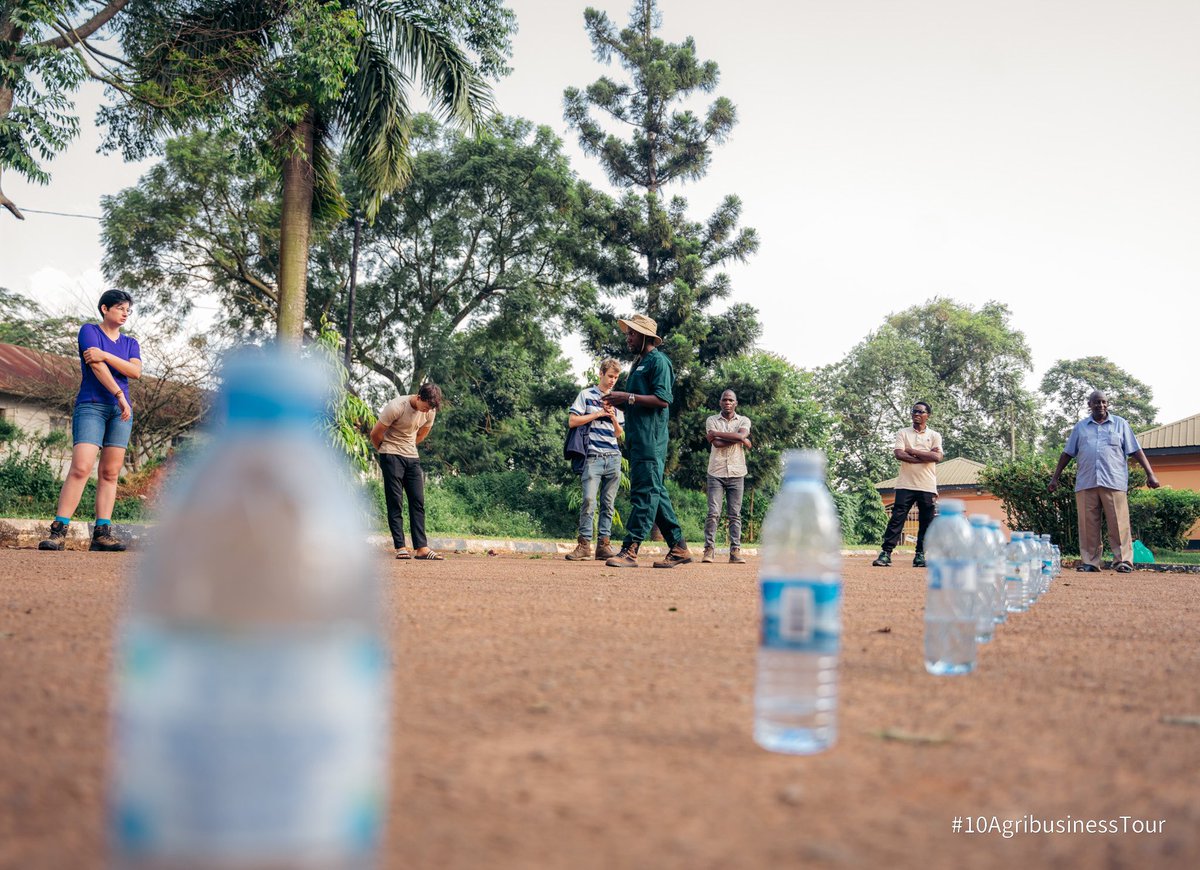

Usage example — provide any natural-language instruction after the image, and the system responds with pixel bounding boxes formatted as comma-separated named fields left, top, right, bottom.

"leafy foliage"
left=981, top=456, right=1150, bottom=555
left=821, top=298, right=1038, bottom=492
left=1039, top=356, right=1158, bottom=450
left=312, top=319, right=376, bottom=473
left=0, top=287, right=79, bottom=355
left=1128, top=489, right=1200, bottom=552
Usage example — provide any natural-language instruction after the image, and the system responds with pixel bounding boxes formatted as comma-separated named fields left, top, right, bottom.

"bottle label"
left=111, top=623, right=389, bottom=861
left=760, top=578, right=841, bottom=652
left=927, top=559, right=977, bottom=591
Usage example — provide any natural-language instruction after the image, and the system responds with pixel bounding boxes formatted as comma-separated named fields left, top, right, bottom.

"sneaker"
left=38, top=520, right=68, bottom=551
left=593, top=537, right=617, bottom=560
left=701, top=546, right=716, bottom=563
left=912, top=552, right=926, bottom=568
left=564, top=536, right=592, bottom=561
left=605, top=542, right=640, bottom=568
left=89, top=524, right=127, bottom=552
left=653, top=542, right=693, bottom=569
left=871, top=550, right=891, bottom=567
left=728, top=548, right=746, bottom=564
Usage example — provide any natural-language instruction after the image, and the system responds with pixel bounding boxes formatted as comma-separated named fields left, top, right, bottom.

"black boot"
left=38, top=520, right=68, bottom=551
left=90, top=523, right=127, bottom=552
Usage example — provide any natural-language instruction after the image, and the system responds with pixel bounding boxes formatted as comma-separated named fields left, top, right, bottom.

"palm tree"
left=109, top=0, right=494, bottom=343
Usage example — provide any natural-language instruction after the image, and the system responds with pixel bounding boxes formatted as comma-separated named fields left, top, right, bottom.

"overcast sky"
left=2, top=0, right=1197, bottom=426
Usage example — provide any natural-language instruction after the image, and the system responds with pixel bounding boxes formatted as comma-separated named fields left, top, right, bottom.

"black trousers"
left=881, top=488, right=938, bottom=554
left=379, top=453, right=427, bottom=550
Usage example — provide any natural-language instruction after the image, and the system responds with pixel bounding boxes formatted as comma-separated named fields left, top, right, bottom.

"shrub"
left=981, top=456, right=1152, bottom=555
left=1128, top=488, right=1200, bottom=551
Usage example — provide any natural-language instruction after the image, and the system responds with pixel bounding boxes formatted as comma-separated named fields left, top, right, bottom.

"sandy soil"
left=1, top=547, right=1198, bottom=870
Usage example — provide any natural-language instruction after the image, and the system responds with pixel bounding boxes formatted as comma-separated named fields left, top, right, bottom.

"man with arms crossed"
left=873, top=401, right=943, bottom=568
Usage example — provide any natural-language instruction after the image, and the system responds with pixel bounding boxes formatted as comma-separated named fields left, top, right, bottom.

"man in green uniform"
left=603, top=313, right=693, bottom=569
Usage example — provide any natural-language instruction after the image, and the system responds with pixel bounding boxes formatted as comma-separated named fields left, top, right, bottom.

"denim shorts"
left=73, top=402, right=133, bottom=449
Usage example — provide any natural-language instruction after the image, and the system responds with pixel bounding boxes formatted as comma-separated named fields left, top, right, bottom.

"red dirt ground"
left=1, top=548, right=1198, bottom=869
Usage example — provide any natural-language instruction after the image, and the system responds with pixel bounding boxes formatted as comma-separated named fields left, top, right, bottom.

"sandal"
left=413, top=549, right=445, bottom=561
left=1115, top=561, right=1133, bottom=574
left=395, top=548, right=411, bottom=560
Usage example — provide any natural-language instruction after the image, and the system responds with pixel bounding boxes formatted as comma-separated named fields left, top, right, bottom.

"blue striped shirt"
left=569, top=386, right=624, bottom=455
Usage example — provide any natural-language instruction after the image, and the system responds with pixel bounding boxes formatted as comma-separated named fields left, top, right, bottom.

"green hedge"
left=978, top=455, right=1200, bottom=555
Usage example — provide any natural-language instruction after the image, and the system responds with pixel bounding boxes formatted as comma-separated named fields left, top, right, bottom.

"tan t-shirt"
left=893, top=426, right=942, bottom=493
left=377, top=396, right=436, bottom=457
left=706, top=413, right=751, bottom=478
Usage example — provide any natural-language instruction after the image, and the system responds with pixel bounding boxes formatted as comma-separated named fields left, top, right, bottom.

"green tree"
left=0, top=288, right=78, bottom=355
left=821, top=298, right=1038, bottom=490
left=418, top=291, right=579, bottom=482
left=1039, top=356, right=1158, bottom=449
left=0, top=1, right=130, bottom=219
left=336, top=114, right=603, bottom=393
left=103, top=0, right=509, bottom=343
left=563, top=0, right=760, bottom=470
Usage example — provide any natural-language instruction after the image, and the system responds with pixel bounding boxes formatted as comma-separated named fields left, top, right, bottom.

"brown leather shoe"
left=728, top=548, right=746, bottom=564
left=564, top=536, right=592, bottom=561
left=89, top=524, right=126, bottom=552
left=605, top=541, right=640, bottom=568
left=653, top=542, right=693, bottom=569
left=38, top=520, right=68, bottom=551
left=594, top=537, right=617, bottom=560
left=701, top=546, right=716, bottom=563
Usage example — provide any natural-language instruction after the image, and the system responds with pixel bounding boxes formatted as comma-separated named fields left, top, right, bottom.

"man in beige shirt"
left=370, top=382, right=443, bottom=560
left=702, top=389, right=752, bottom=564
left=873, top=401, right=943, bottom=568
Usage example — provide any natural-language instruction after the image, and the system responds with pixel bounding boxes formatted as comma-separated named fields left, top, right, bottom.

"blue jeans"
left=705, top=475, right=745, bottom=549
left=578, top=453, right=621, bottom=540
left=72, top=401, right=133, bottom=449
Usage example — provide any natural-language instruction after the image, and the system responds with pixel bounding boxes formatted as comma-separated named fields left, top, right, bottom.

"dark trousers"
left=623, top=456, right=684, bottom=548
left=881, top=488, right=938, bottom=554
left=379, top=453, right=427, bottom=550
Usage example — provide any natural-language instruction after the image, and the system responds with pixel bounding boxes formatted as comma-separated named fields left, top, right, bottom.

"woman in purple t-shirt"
left=39, top=290, right=143, bottom=552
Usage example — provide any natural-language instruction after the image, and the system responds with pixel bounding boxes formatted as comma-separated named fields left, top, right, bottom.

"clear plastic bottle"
left=1038, top=534, right=1054, bottom=595
left=754, top=450, right=842, bottom=754
left=1005, top=532, right=1030, bottom=613
left=1051, top=542, right=1062, bottom=579
left=109, top=351, right=389, bottom=870
left=987, top=519, right=1008, bottom=625
left=1025, top=532, right=1043, bottom=604
left=968, top=515, right=996, bottom=643
left=924, top=499, right=978, bottom=675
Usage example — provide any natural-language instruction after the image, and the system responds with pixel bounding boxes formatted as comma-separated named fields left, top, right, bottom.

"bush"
left=981, top=456, right=1152, bottom=555
left=1128, top=488, right=1200, bottom=551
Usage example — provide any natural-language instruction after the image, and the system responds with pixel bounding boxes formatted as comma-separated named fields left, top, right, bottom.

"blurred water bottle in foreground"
left=110, top=351, right=389, bottom=869
left=754, top=450, right=842, bottom=754
left=923, top=500, right=978, bottom=675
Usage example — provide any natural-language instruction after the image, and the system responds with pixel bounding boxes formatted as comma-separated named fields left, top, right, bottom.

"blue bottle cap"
left=939, top=499, right=966, bottom=515
left=219, top=348, right=333, bottom=427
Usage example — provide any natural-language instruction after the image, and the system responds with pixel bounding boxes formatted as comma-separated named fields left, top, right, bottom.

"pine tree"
left=564, top=0, right=760, bottom=468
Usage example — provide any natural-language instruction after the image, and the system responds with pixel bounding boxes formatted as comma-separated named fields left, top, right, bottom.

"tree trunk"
left=277, top=114, right=316, bottom=345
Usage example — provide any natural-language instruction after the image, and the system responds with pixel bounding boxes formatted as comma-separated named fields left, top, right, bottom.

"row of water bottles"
left=923, top=500, right=1062, bottom=676
left=752, top=451, right=1063, bottom=756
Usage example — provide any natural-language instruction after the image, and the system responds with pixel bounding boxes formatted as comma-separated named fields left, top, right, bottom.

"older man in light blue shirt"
left=1048, top=390, right=1160, bottom=573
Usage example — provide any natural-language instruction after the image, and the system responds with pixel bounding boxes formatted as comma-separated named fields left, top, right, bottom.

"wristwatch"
left=627, top=394, right=636, bottom=406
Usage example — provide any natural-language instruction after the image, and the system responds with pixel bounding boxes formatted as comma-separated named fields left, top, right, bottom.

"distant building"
left=1137, top=413, right=1200, bottom=549
left=0, top=342, right=207, bottom=476
left=876, top=457, right=1010, bottom=545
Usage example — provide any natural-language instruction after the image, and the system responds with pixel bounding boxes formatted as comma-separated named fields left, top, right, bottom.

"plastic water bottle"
left=987, top=519, right=1008, bottom=626
left=110, top=351, right=389, bottom=869
left=1051, top=542, right=1062, bottom=578
left=1005, top=532, right=1030, bottom=613
left=1038, top=534, right=1054, bottom=595
left=1025, top=532, right=1043, bottom=604
left=968, top=515, right=996, bottom=643
left=754, top=450, right=842, bottom=754
left=924, top=499, right=978, bottom=675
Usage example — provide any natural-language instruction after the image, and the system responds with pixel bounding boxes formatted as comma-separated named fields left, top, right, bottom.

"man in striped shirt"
left=565, top=359, right=625, bottom=561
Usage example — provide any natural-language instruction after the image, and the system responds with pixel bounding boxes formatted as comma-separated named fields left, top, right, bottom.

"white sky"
left=2, top=0, right=1197, bottom=425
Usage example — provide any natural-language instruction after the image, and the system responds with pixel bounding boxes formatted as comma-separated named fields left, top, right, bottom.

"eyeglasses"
left=911, top=408, right=929, bottom=415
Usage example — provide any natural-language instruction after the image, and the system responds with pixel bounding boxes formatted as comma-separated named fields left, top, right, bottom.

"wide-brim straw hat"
left=617, top=313, right=662, bottom=344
